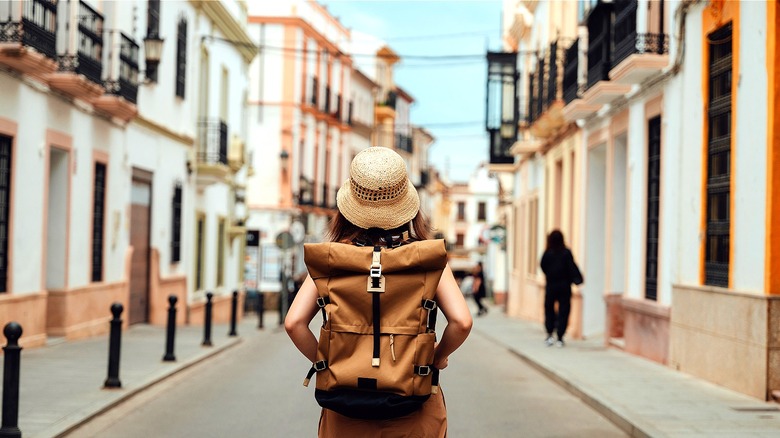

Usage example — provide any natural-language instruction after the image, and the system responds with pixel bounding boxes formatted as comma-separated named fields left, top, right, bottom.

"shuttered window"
left=92, top=162, right=107, bottom=282
left=645, top=116, right=661, bottom=300
left=175, top=18, right=187, bottom=98
left=171, top=184, right=182, bottom=263
left=704, top=23, right=732, bottom=288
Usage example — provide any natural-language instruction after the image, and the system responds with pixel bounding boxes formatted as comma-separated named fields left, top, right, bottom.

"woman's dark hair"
left=546, top=230, right=566, bottom=251
left=326, top=211, right=433, bottom=244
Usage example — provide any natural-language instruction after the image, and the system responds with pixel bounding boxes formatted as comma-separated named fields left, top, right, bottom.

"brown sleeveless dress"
left=318, top=390, right=447, bottom=437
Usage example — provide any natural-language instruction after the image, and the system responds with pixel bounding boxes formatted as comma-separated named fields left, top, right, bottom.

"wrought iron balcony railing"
left=310, top=76, right=318, bottom=106
left=0, top=0, right=57, bottom=59
left=395, top=133, right=413, bottom=153
left=586, top=0, right=612, bottom=90
left=563, top=38, right=580, bottom=104
left=380, top=90, right=397, bottom=110
left=324, top=85, right=331, bottom=114
left=105, top=32, right=139, bottom=103
left=197, top=118, right=228, bottom=165
left=58, top=0, right=103, bottom=85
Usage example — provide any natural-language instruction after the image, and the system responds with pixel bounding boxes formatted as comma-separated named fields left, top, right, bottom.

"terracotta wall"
left=621, top=297, right=669, bottom=364
left=148, top=248, right=187, bottom=326
left=189, top=291, right=244, bottom=326
left=0, top=292, right=48, bottom=348
left=46, top=280, right=128, bottom=340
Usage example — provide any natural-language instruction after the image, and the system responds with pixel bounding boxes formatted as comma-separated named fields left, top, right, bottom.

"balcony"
left=527, top=41, right=566, bottom=139
left=609, top=1, right=668, bottom=85
left=318, top=184, right=335, bottom=209
left=297, top=176, right=314, bottom=206
left=486, top=51, right=518, bottom=165
left=0, top=0, right=58, bottom=79
left=395, top=133, right=412, bottom=153
left=92, top=32, right=138, bottom=121
left=195, top=118, right=230, bottom=186
left=579, top=1, right=630, bottom=108
left=561, top=38, right=600, bottom=121
left=376, top=90, right=397, bottom=120
left=47, top=0, right=104, bottom=100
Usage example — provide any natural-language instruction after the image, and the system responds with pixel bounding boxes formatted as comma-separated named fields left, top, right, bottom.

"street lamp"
left=143, top=35, right=164, bottom=83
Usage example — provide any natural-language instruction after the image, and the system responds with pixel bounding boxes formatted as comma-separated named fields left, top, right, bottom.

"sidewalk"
left=2, top=306, right=779, bottom=438
left=473, top=305, right=780, bottom=438
left=0, top=315, right=271, bottom=438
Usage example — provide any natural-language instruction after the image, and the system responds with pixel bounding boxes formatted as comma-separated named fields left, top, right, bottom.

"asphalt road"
left=68, top=317, right=626, bottom=437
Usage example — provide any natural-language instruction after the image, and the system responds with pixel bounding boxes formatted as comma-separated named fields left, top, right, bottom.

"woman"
left=285, top=147, right=473, bottom=437
left=471, top=262, right=488, bottom=316
left=540, top=230, right=583, bottom=348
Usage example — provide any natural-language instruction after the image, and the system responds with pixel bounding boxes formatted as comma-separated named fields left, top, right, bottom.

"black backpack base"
left=316, top=388, right=431, bottom=420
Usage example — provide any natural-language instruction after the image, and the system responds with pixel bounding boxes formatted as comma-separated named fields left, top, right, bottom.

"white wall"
left=584, top=143, right=606, bottom=335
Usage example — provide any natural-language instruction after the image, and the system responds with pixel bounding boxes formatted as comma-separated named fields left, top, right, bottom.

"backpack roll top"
left=302, top=239, right=447, bottom=420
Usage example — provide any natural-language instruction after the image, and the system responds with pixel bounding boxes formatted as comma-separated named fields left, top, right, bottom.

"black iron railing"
left=586, top=1, right=612, bottom=90
left=108, top=32, right=139, bottom=103
left=197, top=119, right=228, bottom=165
left=298, top=177, right=314, bottom=206
left=381, top=90, right=397, bottom=110
left=310, top=77, right=318, bottom=106
left=347, top=101, right=353, bottom=125
left=71, top=0, right=103, bottom=85
left=395, top=134, right=412, bottom=153
left=546, top=41, right=558, bottom=108
left=335, top=94, right=342, bottom=121
left=563, top=38, right=579, bottom=104
left=0, top=0, right=57, bottom=59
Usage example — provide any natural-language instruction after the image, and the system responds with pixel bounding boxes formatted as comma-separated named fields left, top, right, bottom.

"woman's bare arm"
left=284, top=275, right=319, bottom=363
left=433, top=264, right=473, bottom=370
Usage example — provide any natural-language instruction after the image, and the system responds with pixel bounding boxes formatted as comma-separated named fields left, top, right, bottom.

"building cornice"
left=134, top=116, right=194, bottom=146
left=191, top=0, right=257, bottom=63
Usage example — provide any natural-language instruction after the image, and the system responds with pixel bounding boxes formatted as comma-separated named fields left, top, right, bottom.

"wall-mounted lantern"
left=143, top=35, right=164, bottom=83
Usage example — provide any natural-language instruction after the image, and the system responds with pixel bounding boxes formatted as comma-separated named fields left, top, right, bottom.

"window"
left=175, top=18, right=187, bottom=98
left=91, top=162, right=107, bottom=282
left=455, top=233, right=465, bottom=248
left=457, top=202, right=466, bottom=221
left=0, top=136, right=11, bottom=292
left=147, top=0, right=160, bottom=37
left=527, top=198, right=538, bottom=275
left=477, top=202, right=486, bottom=221
left=645, top=116, right=661, bottom=300
left=704, top=23, right=732, bottom=287
left=195, top=215, right=204, bottom=290
left=217, top=218, right=225, bottom=287
left=171, top=184, right=182, bottom=263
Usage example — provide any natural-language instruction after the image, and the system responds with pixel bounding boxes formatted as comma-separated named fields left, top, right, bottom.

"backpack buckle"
left=422, top=299, right=437, bottom=311
left=370, top=265, right=382, bottom=278
left=314, top=360, right=328, bottom=371
left=415, top=365, right=431, bottom=376
left=316, top=297, right=328, bottom=308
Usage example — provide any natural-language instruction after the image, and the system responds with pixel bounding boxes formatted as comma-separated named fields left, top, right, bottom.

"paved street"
left=67, top=316, right=625, bottom=437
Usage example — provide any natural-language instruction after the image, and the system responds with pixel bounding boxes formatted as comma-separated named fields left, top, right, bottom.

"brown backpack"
left=302, top=238, right=448, bottom=420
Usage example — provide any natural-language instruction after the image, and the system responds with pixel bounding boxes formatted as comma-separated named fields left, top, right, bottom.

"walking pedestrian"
left=540, top=230, right=583, bottom=348
left=285, top=146, right=473, bottom=437
left=471, top=262, right=488, bottom=316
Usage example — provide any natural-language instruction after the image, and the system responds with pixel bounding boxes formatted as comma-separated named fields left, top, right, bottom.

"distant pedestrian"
left=540, top=230, right=583, bottom=347
left=471, top=262, right=488, bottom=316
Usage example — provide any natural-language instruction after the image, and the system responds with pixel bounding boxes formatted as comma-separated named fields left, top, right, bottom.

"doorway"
left=46, top=147, right=69, bottom=289
left=129, top=170, right=152, bottom=324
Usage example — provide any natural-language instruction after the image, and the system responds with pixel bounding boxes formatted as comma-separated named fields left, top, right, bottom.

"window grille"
left=175, top=18, right=187, bottom=98
left=704, top=22, right=732, bottom=287
left=0, top=136, right=11, bottom=292
left=645, top=116, right=661, bottom=300
left=91, top=162, right=106, bottom=282
left=171, top=184, right=182, bottom=263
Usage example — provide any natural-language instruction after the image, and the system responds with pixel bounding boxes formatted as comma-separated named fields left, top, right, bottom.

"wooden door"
left=129, top=177, right=151, bottom=324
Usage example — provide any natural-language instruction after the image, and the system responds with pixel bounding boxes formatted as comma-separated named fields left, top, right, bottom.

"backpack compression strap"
left=367, top=245, right=385, bottom=367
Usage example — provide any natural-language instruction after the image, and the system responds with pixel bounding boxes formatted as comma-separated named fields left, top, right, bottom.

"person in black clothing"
left=471, top=262, right=488, bottom=316
left=540, top=230, right=583, bottom=347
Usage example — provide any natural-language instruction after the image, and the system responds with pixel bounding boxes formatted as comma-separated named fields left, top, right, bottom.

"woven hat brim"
left=336, top=178, right=420, bottom=230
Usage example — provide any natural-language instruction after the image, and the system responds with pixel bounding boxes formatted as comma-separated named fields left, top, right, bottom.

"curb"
left=45, top=337, right=243, bottom=438
left=474, top=325, right=664, bottom=438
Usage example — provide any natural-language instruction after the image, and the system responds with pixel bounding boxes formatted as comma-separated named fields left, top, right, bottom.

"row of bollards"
left=0, top=290, right=250, bottom=437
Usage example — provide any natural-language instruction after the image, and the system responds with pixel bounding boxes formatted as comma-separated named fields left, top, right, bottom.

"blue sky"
left=321, top=0, right=504, bottom=182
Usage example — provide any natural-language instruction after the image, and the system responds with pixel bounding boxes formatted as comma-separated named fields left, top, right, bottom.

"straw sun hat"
left=336, top=146, right=420, bottom=230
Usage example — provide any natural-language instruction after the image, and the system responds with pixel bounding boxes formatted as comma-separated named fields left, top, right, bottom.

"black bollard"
left=229, top=290, right=238, bottom=337
left=163, top=295, right=177, bottom=361
left=0, top=322, right=22, bottom=438
left=202, top=292, right=213, bottom=346
left=104, top=303, right=123, bottom=388
left=256, top=291, right=264, bottom=329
